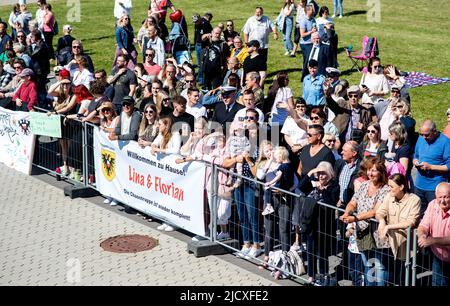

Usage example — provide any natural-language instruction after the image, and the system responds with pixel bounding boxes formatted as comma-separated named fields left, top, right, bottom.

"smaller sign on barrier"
left=30, top=112, right=62, bottom=138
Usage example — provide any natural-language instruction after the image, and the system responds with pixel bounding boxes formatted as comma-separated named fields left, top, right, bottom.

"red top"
left=13, top=80, right=38, bottom=111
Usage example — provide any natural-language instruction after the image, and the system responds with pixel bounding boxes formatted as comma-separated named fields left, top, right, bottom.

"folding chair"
left=345, top=35, right=379, bottom=72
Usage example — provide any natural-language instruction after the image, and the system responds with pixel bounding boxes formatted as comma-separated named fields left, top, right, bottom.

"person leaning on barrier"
left=0, top=58, right=25, bottom=110
left=109, top=96, right=141, bottom=141
left=13, top=67, right=37, bottom=112
left=417, top=182, right=450, bottom=286
left=375, top=173, right=421, bottom=286
left=340, top=156, right=390, bottom=286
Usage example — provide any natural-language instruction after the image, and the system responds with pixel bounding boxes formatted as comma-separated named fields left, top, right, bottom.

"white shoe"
left=237, top=246, right=251, bottom=258
left=103, top=198, right=111, bottom=204
left=332, top=14, right=336, bottom=18
left=284, top=51, right=290, bottom=56
left=339, top=15, right=343, bottom=19
left=246, top=247, right=263, bottom=258
left=109, top=200, right=118, bottom=206
left=262, top=206, right=275, bottom=216
left=217, top=232, right=230, bottom=240
left=164, top=225, right=176, bottom=232
left=157, top=223, right=168, bottom=230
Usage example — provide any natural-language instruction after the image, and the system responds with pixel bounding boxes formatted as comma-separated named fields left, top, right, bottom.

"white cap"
left=325, top=67, right=340, bottom=76
left=221, top=86, right=237, bottom=94
left=139, top=75, right=153, bottom=83
left=63, top=25, right=72, bottom=32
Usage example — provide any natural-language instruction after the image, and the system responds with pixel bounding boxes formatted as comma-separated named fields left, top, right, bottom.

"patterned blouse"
left=352, top=180, right=390, bottom=249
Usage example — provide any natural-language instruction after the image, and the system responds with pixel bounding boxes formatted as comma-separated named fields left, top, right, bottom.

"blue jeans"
left=348, top=251, right=364, bottom=286
left=333, top=0, right=343, bottom=16
left=415, top=187, right=436, bottom=217
left=306, top=231, right=329, bottom=278
left=195, top=43, right=204, bottom=85
left=283, top=17, right=293, bottom=52
left=234, top=181, right=260, bottom=244
left=432, top=253, right=450, bottom=286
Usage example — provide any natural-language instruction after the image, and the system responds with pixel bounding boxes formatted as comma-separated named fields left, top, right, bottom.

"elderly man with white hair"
left=302, top=31, right=333, bottom=80
left=418, top=182, right=450, bottom=286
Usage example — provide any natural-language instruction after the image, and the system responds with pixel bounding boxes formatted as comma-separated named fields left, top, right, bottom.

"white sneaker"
left=109, top=200, right=118, bottom=206
left=284, top=51, right=290, bottom=56
left=262, top=206, right=275, bottom=216
left=339, top=15, right=343, bottom=19
left=332, top=14, right=336, bottom=18
left=246, top=247, right=263, bottom=258
left=103, top=198, right=111, bottom=204
left=157, top=223, right=168, bottom=230
left=237, top=246, right=251, bottom=258
left=164, top=225, right=177, bottom=232
left=217, top=232, right=230, bottom=240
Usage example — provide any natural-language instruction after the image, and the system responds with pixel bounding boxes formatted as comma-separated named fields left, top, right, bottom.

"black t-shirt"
left=169, top=111, right=195, bottom=134
left=299, top=145, right=335, bottom=176
left=194, top=18, right=213, bottom=47
left=224, top=30, right=239, bottom=43
left=394, top=143, right=412, bottom=174
left=276, top=162, right=295, bottom=191
left=111, top=68, right=137, bottom=105
left=243, top=54, right=267, bottom=84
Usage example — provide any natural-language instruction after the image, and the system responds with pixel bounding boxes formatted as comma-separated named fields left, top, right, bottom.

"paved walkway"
left=0, top=163, right=281, bottom=286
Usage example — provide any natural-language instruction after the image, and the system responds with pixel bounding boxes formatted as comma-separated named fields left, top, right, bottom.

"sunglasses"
left=420, top=131, right=434, bottom=138
left=13, top=66, right=22, bottom=69
left=245, top=116, right=256, bottom=120
left=325, top=139, right=336, bottom=143
left=367, top=129, right=377, bottom=134
left=307, top=133, right=317, bottom=137
left=391, top=90, right=400, bottom=93
left=145, top=110, right=155, bottom=114
left=72, top=46, right=81, bottom=49
left=101, top=108, right=111, bottom=112
left=227, top=24, right=233, bottom=27
left=17, top=35, right=25, bottom=38
left=145, top=53, right=154, bottom=57
left=185, top=80, right=195, bottom=83
left=163, top=98, right=171, bottom=101
left=296, top=105, right=305, bottom=108
left=348, top=94, right=359, bottom=98
left=310, top=116, right=320, bottom=120
left=122, top=103, right=132, bottom=107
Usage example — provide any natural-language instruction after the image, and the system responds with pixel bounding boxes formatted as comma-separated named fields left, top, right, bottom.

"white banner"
left=94, top=127, right=206, bottom=236
left=0, top=107, right=35, bottom=175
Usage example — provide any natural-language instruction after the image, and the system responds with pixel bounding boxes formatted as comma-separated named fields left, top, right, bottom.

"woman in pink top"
left=42, top=3, right=55, bottom=59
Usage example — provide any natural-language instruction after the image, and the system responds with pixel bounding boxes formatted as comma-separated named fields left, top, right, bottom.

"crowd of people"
left=0, top=0, right=449, bottom=286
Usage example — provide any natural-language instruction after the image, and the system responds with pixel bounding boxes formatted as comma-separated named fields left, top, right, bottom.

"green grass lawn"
left=1, top=0, right=449, bottom=129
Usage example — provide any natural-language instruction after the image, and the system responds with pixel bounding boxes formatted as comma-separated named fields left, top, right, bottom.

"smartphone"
left=361, top=84, right=368, bottom=89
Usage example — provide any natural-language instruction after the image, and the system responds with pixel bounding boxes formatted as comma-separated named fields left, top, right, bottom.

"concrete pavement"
left=0, top=163, right=293, bottom=286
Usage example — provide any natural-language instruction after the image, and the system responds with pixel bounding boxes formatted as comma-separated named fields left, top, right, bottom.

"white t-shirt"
left=120, top=112, right=132, bottom=136
left=271, top=87, right=293, bottom=125
left=281, top=116, right=308, bottom=144
left=233, top=107, right=264, bottom=124
left=72, top=69, right=94, bottom=90
left=186, top=103, right=207, bottom=119
left=152, top=132, right=181, bottom=155
left=242, top=15, right=273, bottom=49
left=360, top=73, right=390, bottom=105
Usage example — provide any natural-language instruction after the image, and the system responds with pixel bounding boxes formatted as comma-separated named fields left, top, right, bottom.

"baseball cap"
left=59, top=68, right=70, bottom=79
left=63, top=25, right=72, bottom=32
left=122, top=96, right=135, bottom=105
left=19, top=68, right=34, bottom=77
left=391, top=84, right=401, bottom=91
left=138, top=75, right=153, bottom=83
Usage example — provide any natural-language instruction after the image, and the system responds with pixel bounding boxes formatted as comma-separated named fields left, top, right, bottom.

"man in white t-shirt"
left=186, top=87, right=207, bottom=119
left=242, top=6, right=277, bottom=65
left=233, top=89, right=264, bottom=124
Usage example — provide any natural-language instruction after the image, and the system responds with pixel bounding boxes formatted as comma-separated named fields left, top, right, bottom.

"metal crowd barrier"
left=29, top=114, right=447, bottom=286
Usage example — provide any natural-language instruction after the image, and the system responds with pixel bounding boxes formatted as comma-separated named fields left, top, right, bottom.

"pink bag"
left=387, top=162, right=406, bottom=177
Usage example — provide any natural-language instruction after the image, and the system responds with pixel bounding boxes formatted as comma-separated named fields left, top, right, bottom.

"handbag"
left=355, top=221, right=376, bottom=251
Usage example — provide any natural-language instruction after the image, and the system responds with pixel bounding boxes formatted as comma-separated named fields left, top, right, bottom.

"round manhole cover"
left=100, top=234, right=158, bottom=253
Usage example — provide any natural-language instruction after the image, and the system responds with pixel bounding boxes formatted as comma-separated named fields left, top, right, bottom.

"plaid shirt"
left=339, top=161, right=357, bottom=202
